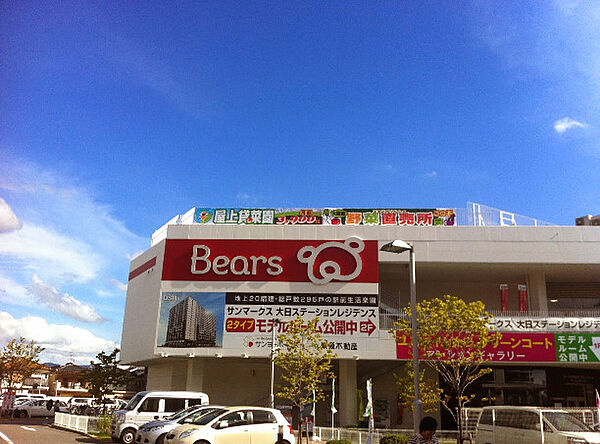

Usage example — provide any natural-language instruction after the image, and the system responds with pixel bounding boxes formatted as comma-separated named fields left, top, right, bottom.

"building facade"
left=119, top=205, right=600, bottom=429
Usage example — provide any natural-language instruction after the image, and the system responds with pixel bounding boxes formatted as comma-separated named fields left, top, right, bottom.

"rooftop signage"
left=193, top=207, right=456, bottom=226
left=162, top=237, right=378, bottom=284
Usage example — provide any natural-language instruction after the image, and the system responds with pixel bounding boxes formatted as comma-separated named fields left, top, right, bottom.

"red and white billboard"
left=162, top=237, right=378, bottom=285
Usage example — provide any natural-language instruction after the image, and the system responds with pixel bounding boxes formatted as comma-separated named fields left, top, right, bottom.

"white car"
left=165, top=406, right=294, bottom=444
left=135, top=405, right=223, bottom=444
left=12, top=399, right=69, bottom=418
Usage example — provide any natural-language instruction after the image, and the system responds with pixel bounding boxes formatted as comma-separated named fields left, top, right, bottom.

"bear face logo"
left=297, top=237, right=364, bottom=285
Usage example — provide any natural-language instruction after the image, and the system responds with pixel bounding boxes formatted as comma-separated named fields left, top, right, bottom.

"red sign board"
left=396, top=332, right=556, bottom=362
left=162, top=238, right=379, bottom=284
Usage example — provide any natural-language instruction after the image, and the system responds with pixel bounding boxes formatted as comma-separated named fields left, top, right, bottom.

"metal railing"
left=54, top=412, right=108, bottom=434
left=313, top=426, right=459, bottom=443
left=461, top=407, right=600, bottom=436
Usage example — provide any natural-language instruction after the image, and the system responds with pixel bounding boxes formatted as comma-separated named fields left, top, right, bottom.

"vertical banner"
left=364, top=379, right=374, bottom=444
left=499, top=284, right=509, bottom=312
left=518, top=284, right=528, bottom=312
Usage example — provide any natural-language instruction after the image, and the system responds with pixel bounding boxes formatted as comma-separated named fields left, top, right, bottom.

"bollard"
left=277, top=424, right=284, bottom=444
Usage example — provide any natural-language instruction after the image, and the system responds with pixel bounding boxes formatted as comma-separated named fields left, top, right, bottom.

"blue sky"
left=1, top=1, right=599, bottom=363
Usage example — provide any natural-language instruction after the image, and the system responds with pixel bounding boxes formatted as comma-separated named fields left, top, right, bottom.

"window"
left=138, top=397, right=160, bottom=412
left=215, top=411, right=248, bottom=428
left=252, top=410, right=276, bottom=424
left=164, top=398, right=185, bottom=412
left=188, top=398, right=204, bottom=406
left=479, top=410, right=493, bottom=425
left=518, top=412, right=540, bottom=430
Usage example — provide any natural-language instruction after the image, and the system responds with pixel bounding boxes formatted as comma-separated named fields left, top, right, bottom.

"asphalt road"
left=0, top=417, right=104, bottom=444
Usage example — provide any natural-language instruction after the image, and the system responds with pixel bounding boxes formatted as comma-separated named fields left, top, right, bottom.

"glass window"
left=543, top=412, right=592, bottom=432
left=519, top=412, right=541, bottom=430
left=252, top=410, right=276, bottom=424
left=214, top=410, right=248, bottom=428
left=479, top=410, right=493, bottom=425
left=194, top=409, right=226, bottom=425
left=164, top=398, right=185, bottom=412
left=188, top=398, right=204, bottom=406
left=138, top=397, right=160, bottom=412
left=125, top=392, right=145, bottom=411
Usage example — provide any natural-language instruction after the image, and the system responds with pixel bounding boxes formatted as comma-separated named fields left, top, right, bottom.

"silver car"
left=135, top=405, right=223, bottom=444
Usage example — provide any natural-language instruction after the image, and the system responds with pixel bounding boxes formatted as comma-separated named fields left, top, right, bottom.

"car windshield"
left=167, top=406, right=200, bottom=420
left=123, top=393, right=145, bottom=411
left=192, top=409, right=227, bottom=425
left=543, top=411, right=593, bottom=432
left=183, top=408, right=221, bottom=423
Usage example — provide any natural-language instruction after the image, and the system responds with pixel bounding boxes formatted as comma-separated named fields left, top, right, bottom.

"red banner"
left=396, top=332, right=556, bottom=362
left=518, top=284, right=528, bottom=312
left=162, top=238, right=379, bottom=284
left=499, top=284, right=509, bottom=313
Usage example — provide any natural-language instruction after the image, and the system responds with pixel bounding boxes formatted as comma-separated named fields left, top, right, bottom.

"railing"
left=54, top=413, right=107, bottom=434
left=313, top=427, right=459, bottom=443
left=459, top=203, right=556, bottom=227
left=461, top=407, right=600, bottom=436
left=379, top=309, right=600, bottom=332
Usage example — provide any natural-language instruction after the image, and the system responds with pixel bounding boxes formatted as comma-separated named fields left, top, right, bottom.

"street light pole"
left=380, top=240, right=422, bottom=434
left=407, top=247, right=422, bottom=432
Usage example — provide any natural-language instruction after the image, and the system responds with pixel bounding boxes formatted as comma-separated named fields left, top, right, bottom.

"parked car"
left=475, top=405, right=600, bottom=444
left=135, top=405, right=223, bottom=444
left=111, top=391, right=209, bottom=444
left=164, top=406, right=294, bottom=444
left=12, top=399, right=68, bottom=418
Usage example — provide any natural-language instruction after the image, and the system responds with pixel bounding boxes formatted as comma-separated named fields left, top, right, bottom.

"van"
left=475, top=406, right=600, bottom=444
left=110, top=391, right=209, bottom=444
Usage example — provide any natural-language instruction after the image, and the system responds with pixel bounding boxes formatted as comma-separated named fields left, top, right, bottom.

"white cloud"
left=554, top=117, right=588, bottom=133
left=0, top=223, right=101, bottom=283
left=0, top=198, right=22, bottom=233
left=0, top=311, right=117, bottom=364
left=425, top=171, right=438, bottom=178
left=30, top=275, right=103, bottom=323
left=0, top=273, right=36, bottom=307
left=110, top=278, right=127, bottom=292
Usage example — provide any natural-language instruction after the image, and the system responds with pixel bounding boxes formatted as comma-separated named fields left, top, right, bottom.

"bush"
left=96, top=414, right=111, bottom=434
left=379, top=434, right=411, bottom=444
left=325, top=440, right=352, bottom=444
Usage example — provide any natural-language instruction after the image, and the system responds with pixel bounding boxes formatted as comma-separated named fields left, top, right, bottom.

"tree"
left=394, top=361, right=441, bottom=414
left=274, top=317, right=336, bottom=444
left=393, top=295, right=501, bottom=443
left=87, top=348, right=130, bottom=414
left=0, top=337, right=44, bottom=391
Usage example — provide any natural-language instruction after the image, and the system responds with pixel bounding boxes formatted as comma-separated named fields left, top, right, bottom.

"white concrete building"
left=119, top=205, right=600, bottom=429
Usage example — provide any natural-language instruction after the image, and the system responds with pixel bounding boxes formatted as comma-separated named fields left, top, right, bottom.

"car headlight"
left=114, top=412, right=125, bottom=422
left=148, top=425, right=164, bottom=432
left=179, top=429, right=199, bottom=439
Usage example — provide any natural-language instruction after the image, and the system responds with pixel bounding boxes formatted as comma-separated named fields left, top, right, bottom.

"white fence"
left=54, top=412, right=97, bottom=434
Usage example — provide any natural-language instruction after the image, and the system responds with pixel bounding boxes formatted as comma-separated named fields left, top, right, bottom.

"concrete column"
left=527, top=272, right=548, bottom=312
left=338, top=359, right=357, bottom=427
left=185, top=358, right=205, bottom=391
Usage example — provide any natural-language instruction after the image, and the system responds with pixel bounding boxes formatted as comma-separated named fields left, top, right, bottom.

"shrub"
left=379, top=434, right=411, bottom=444
left=325, top=440, right=352, bottom=444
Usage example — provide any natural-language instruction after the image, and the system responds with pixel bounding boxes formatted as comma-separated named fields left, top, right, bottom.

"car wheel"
left=156, top=434, right=166, bottom=444
left=18, top=410, right=28, bottom=418
left=193, top=440, right=210, bottom=444
left=120, top=428, right=136, bottom=444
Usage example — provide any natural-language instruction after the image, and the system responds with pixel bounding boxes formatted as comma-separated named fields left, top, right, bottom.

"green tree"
left=87, top=348, right=130, bottom=413
left=274, top=317, right=336, bottom=444
left=393, top=295, right=501, bottom=443
left=393, top=361, right=441, bottom=414
left=0, top=337, right=44, bottom=390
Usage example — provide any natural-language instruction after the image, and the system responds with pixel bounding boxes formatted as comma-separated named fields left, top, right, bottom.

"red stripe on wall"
left=128, top=257, right=157, bottom=281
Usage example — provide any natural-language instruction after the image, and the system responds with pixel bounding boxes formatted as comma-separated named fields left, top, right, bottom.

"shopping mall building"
left=120, top=204, right=600, bottom=429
